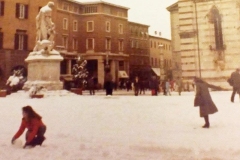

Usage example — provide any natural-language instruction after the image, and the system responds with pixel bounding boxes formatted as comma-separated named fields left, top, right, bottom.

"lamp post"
left=159, top=44, right=164, bottom=80
left=105, top=51, right=110, bottom=71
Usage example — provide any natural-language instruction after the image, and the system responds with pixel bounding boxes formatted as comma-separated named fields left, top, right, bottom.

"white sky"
left=78, top=0, right=178, bottom=39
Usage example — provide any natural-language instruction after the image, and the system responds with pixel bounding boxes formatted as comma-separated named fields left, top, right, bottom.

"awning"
left=118, top=71, right=129, bottom=78
left=151, top=68, right=161, bottom=76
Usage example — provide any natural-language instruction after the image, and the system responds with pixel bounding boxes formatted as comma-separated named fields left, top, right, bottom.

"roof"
left=82, top=0, right=130, bottom=10
left=66, top=0, right=83, bottom=5
left=149, top=35, right=171, bottom=41
left=166, top=2, right=178, bottom=12
left=128, top=21, right=150, bottom=27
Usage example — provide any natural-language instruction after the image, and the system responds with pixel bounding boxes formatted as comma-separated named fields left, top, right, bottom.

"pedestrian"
left=176, top=77, right=183, bottom=96
left=150, top=76, right=159, bottom=96
left=11, top=106, right=46, bottom=148
left=161, top=80, right=167, bottom=95
left=104, top=68, right=113, bottom=96
left=88, top=76, right=95, bottom=95
left=139, top=79, right=145, bottom=95
left=193, top=77, right=222, bottom=128
left=132, top=76, right=140, bottom=96
left=229, top=68, right=240, bottom=102
left=126, top=79, right=131, bottom=91
left=165, top=79, right=171, bottom=96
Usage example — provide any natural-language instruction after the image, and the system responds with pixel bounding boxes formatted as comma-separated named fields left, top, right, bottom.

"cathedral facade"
left=168, top=0, right=240, bottom=87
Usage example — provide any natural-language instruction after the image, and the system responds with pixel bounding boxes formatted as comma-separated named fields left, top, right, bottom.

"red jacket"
left=14, top=118, right=45, bottom=143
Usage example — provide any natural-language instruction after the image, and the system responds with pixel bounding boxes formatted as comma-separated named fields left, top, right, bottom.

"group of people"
left=11, top=69, right=240, bottom=150
left=6, top=69, right=26, bottom=95
left=193, top=68, right=240, bottom=129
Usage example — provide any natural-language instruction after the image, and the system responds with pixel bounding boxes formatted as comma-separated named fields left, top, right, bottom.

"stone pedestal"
left=23, top=49, right=63, bottom=90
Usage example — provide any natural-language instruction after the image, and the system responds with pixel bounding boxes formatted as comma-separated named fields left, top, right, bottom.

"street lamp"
left=159, top=44, right=164, bottom=79
left=105, top=51, right=110, bottom=71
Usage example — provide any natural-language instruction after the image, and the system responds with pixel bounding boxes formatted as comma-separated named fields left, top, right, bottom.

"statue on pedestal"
left=33, top=2, right=55, bottom=52
left=24, top=1, right=63, bottom=91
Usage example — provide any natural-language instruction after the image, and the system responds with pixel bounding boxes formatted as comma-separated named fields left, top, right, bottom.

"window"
left=103, top=6, right=110, bottom=14
left=87, top=21, right=94, bottom=32
left=106, top=21, right=110, bottom=32
left=16, top=3, right=28, bottom=19
left=63, top=18, right=68, bottom=30
left=14, top=31, right=28, bottom=50
left=73, top=20, right=78, bottom=31
left=208, top=6, right=224, bottom=50
left=63, top=3, right=69, bottom=11
left=119, top=24, right=123, bottom=34
left=86, top=38, right=94, bottom=50
left=119, top=61, right=124, bottom=70
left=117, top=12, right=124, bottom=17
left=0, top=32, right=3, bottom=49
left=72, top=38, right=78, bottom=50
left=131, top=40, right=134, bottom=48
left=118, top=40, right=124, bottom=52
left=105, top=38, right=111, bottom=50
left=73, top=6, right=79, bottom=13
left=0, top=1, right=4, bottom=16
left=62, top=36, right=68, bottom=49
left=136, top=40, right=139, bottom=48
left=84, top=6, right=97, bottom=13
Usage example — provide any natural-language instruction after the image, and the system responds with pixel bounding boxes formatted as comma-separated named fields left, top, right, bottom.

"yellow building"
left=149, top=35, right=173, bottom=80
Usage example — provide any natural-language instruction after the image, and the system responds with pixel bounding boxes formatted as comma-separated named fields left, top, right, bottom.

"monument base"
left=23, top=49, right=63, bottom=90
left=23, top=81, right=63, bottom=90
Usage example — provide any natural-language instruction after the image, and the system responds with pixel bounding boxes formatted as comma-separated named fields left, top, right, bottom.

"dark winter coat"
left=230, top=71, right=240, bottom=88
left=104, top=72, right=113, bottom=90
left=194, top=80, right=219, bottom=117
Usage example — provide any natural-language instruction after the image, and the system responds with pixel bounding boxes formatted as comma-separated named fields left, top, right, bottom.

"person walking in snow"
left=12, top=106, right=46, bottom=148
left=229, top=68, right=240, bottom=102
left=193, top=77, right=223, bottom=128
left=132, top=76, right=140, bottom=96
left=165, top=79, right=171, bottom=96
left=176, top=77, right=183, bottom=96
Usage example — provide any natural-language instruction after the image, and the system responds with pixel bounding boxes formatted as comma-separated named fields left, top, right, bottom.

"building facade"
left=127, top=22, right=150, bottom=80
left=0, top=0, right=152, bottom=88
left=149, top=35, right=173, bottom=80
left=168, top=0, right=240, bottom=87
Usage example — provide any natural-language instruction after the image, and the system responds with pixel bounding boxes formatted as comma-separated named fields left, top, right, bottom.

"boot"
left=202, top=115, right=210, bottom=128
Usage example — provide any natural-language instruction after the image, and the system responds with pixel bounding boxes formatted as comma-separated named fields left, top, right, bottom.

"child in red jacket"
left=12, top=106, right=46, bottom=148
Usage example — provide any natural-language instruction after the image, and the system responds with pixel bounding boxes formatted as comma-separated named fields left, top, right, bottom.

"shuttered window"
left=0, top=1, right=4, bottom=16
left=14, top=31, right=28, bottom=50
left=0, top=32, right=3, bottom=49
left=16, top=3, right=28, bottom=19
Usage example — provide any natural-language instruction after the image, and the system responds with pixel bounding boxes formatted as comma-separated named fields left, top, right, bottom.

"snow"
left=1, top=90, right=240, bottom=159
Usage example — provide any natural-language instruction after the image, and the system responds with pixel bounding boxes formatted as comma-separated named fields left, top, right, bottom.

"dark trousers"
left=134, top=87, right=139, bottom=96
left=89, top=88, right=95, bottom=95
left=26, top=125, right=46, bottom=146
left=105, top=82, right=113, bottom=95
left=231, top=87, right=240, bottom=102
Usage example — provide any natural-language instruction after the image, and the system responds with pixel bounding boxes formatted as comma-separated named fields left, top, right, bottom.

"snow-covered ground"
left=1, top=90, right=240, bottom=160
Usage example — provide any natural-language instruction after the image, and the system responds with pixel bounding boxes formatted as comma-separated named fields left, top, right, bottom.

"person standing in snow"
left=11, top=106, right=46, bottom=148
left=193, top=77, right=223, bottom=128
left=104, top=68, right=113, bottom=96
left=132, top=76, right=140, bottom=96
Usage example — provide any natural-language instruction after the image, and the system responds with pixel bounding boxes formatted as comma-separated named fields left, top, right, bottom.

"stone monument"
left=24, top=2, right=63, bottom=90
